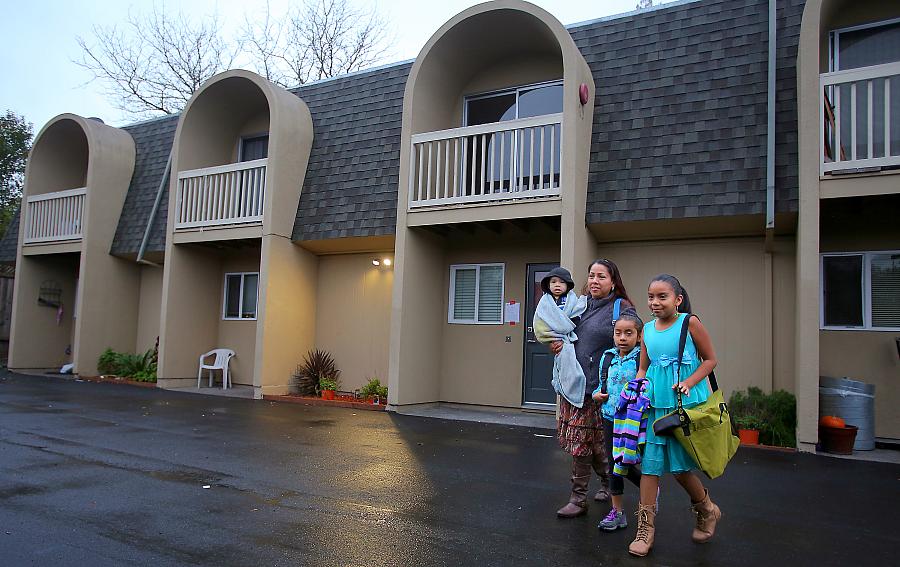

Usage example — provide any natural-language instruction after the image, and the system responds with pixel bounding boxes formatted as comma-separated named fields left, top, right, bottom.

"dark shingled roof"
left=579, top=0, right=802, bottom=224
left=110, top=115, right=178, bottom=256
left=290, top=62, right=411, bottom=241
left=1, top=0, right=804, bottom=261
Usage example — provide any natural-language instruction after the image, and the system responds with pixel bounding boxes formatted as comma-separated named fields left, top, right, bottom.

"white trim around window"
left=223, top=272, right=260, bottom=321
left=820, top=251, right=900, bottom=331
left=448, top=263, right=505, bottom=324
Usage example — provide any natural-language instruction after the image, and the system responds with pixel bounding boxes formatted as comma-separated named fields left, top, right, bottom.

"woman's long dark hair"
left=585, top=258, right=632, bottom=305
left=650, top=274, right=691, bottom=313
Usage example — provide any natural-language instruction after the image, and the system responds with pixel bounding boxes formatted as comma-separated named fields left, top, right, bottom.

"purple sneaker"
left=598, top=508, right=627, bottom=531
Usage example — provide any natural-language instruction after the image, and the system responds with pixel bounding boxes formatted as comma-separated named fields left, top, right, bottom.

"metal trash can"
left=819, top=376, right=876, bottom=451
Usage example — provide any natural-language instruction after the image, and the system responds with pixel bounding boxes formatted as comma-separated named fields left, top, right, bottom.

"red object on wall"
left=579, top=83, right=590, bottom=105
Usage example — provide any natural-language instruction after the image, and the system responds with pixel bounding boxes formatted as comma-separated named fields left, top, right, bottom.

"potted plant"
left=359, top=377, right=388, bottom=404
left=728, top=387, right=797, bottom=448
left=319, top=377, right=338, bottom=400
left=292, top=349, right=341, bottom=399
left=733, top=415, right=764, bottom=445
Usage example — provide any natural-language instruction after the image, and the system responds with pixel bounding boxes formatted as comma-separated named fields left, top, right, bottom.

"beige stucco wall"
left=159, top=245, right=223, bottom=380
left=136, top=265, right=163, bottom=353
left=439, top=238, right=558, bottom=407
left=217, top=250, right=260, bottom=386
left=314, top=253, right=394, bottom=393
left=799, top=0, right=900, bottom=450
left=254, top=237, right=318, bottom=396
left=819, top=198, right=899, bottom=439
left=9, top=114, right=138, bottom=376
left=389, top=0, right=594, bottom=408
left=8, top=253, right=79, bottom=369
left=160, top=69, right=315, bottom=392
left=600, top=236, right=797, bottom=400
left=820, top=331, right=899, bottom=439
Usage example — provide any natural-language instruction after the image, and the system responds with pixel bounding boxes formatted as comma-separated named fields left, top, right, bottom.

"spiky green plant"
left=292, top=349, right=341, bottom=396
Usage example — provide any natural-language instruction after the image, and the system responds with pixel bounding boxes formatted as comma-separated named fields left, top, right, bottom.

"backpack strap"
left=612, top=298, right=622, bottom=324
left=677, top=313, right=718, bottom=392
left=600, top=351, right=615, bottom=395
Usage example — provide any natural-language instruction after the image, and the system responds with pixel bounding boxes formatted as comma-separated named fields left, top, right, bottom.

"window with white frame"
left=449, top=264, right=505, bottom=324
left=223, top=272, right=259, bottom=320
left=821, top=252, right=900, bottom=330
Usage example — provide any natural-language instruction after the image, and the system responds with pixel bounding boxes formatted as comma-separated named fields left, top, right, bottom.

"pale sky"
left=2, top=1, right=678, bottom=131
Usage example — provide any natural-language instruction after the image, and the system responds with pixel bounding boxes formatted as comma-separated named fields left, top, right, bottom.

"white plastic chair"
left=197, top=349, right=235, bottom=390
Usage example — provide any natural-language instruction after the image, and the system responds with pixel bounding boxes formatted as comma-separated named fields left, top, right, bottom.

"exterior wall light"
left=383, top=258, right=392, bottom=266
left=372, top=259, right=380, bottom=266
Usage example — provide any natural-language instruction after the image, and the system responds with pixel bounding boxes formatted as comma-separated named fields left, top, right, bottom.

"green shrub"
left=359, top=377, right=387, bottom=398
left=96, top=347, right=157, bottom=382
left=728, top=387, right=796, bottom=447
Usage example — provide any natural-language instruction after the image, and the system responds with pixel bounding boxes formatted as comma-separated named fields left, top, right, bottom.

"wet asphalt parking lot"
left=1, top=370, right=898, bottom=566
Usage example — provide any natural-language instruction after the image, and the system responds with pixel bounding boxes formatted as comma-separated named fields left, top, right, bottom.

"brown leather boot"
left=628, top=504, right=656, bottom=556
left=690, top=489, right=721, bottom=543
left=557, top=456, right=592, bottom=518
left=591, top=446, right=610, bottom=502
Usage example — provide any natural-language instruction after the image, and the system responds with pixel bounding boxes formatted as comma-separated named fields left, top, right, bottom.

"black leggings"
left=603, top=417, right=642, bottom=496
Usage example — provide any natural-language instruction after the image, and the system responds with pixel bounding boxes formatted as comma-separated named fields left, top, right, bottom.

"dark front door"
left=523, top=263, right=559, bottom=406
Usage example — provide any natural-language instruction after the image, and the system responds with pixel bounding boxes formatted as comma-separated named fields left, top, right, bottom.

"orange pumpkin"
left=820, top=415, right=846, bottom=428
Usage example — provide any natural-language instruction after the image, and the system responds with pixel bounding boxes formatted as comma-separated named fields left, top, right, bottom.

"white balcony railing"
left=23, top=187, right=86, bottom=244
left=409, top=113, right=563, bottom=209
left=821, top=61, right=900, bottom=174
left=175, top=158, right=267, bottom=230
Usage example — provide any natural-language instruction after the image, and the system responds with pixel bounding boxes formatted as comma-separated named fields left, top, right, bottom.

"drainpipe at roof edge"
left=764, top=0, right=777, bottom=392
left=765, top=0, right=776, bottom=253
left=136, top=150, right=173, bottom=267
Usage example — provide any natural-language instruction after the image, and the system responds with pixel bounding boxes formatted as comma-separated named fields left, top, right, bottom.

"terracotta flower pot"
left=321, top=389, right=336, bottom=400
left=820, top=425, right=858, bottom=455
left=738, top=429, right=760, bottom=445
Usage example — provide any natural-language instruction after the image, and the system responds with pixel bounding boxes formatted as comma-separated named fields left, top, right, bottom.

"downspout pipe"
left=136, top=150, right=173, bottom=267
left=765, top=0, right=777, bottom=252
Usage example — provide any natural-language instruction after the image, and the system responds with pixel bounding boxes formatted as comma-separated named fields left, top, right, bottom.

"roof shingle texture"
left=290, top=63, right=411, bottom=241
left=579, top=0, right=802, bottom=224
left=0, top=0, right=803, bottom=260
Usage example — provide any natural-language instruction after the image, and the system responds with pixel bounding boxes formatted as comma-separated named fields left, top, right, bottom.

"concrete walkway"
left=1, top=370, right=897, bottom=566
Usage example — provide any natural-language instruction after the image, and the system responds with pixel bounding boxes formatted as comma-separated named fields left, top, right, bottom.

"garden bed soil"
left=78, top=375, right=158, bottom=389
left=263, top=393, right=387, bottom=411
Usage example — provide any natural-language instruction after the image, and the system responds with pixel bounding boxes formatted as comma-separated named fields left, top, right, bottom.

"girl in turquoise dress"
left=627, top=274, right=722, bottom=557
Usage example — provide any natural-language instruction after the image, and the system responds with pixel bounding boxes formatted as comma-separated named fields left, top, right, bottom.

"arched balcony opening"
left=23, top=119, right=89, bottom=244
left=406, top=5, right=570, bottom=209
left=174, top=76, right=271, bottom=230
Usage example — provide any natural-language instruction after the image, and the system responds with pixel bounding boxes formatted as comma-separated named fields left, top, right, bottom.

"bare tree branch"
left=243, top=0, right=391, bottom=88
left=74, top=5, right=237, bottom=118
left=75, top=0, right=391, bottom=117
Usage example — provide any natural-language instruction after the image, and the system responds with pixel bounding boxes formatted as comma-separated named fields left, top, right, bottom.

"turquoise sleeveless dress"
left=642, top=313, right=710, bottom=476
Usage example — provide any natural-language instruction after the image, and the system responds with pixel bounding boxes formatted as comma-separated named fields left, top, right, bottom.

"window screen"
left=871, top=253, right=900, bottom=327
left=450, top=265, right=504, bottom=324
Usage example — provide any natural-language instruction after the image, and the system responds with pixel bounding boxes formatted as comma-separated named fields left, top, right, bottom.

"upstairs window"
left=830, top=18, right=900, bottom=71
left=239, top=134, right=269, bottom=162
left=461, top=81, right=563, bottom=194
left=449, top=264, right=505, bottom=324
left=821, top=252, right=900, bottom=330
left=223, top=272, right=259, bottom=320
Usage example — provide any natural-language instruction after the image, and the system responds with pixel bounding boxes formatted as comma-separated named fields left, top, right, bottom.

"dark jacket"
left=573, top=294, right=635, bottom=396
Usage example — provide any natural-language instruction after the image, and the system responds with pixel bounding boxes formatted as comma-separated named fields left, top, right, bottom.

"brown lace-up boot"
left=690, top=489, right=721, bottom=543
left=627, top=504, right=657, bottom=556
left=557, top=456, right=592, bottom=518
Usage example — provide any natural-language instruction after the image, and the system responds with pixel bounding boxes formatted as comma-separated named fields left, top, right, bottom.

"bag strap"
left=676, top=313, right=719, bottom=393
left=612, top=298, right=622, bottom=324
left=600, top=351, right=615, bottom=394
